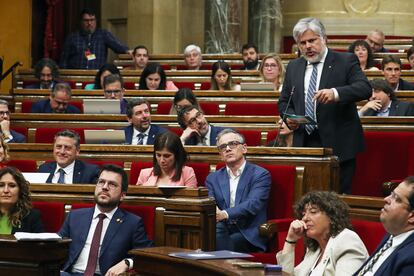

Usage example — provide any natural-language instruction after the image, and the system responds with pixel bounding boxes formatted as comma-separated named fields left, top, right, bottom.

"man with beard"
left=38, top=129, right=99, bottom=184
left=60, top=9, right=131, bottom=69
left=31, top=83, right=81, bottom=113
left=124, top=98, right=167, bottom=145
left=278, top=17, right=371, bottom=194
left=241, top=43, right=260, bottom=70
left=25, top=58, right=59, bottom=89
left=177, top=105, right=225, bottom=146
left=353, top=176, right=414, bottom=276
left=59, top=164, right=153, bottom=276
left=205, top=129, right=271, bottom=252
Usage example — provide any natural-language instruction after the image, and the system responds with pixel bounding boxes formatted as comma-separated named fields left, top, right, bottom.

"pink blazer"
left=166, top=81, right=178, bottom=91
left=136, top=166, right=197, bottom=188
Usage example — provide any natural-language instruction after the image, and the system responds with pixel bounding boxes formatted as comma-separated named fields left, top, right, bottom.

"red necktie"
left=84, top=213, right=106, bottom=276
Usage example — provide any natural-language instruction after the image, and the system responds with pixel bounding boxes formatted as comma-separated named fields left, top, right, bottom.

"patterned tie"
left=305, top=63, right=319, bottom=134
left=57, top=168, right=65, bottom=184
left=137, top=133, right=145, bottom=145
left=84, top=213, right=107, bottom=276
left=357, top=235, right=393, bottom=276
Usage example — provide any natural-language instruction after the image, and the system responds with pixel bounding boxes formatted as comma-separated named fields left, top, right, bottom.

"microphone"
left=273, top=86, right=295, bottom=147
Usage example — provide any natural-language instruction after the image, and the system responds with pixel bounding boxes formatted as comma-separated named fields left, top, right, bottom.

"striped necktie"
left=305, top=63, right=319, bottom=134
left=137, top=133, right=145, bottom=145
left=357, top=235, right=393, bottom=276
left=57, top=168, right=65, bottom=184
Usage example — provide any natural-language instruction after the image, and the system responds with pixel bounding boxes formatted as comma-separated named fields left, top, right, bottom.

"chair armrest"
left=259, top=218, right=294, bottom=253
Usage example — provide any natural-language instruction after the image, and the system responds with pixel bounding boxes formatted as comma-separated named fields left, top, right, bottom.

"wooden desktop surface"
left=130, top=246, right=286, bottom=276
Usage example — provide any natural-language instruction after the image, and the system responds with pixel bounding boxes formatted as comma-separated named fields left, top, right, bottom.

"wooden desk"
left=0, top=235, right=70, bottom=276
left=130, top=246, right=284, bottom=276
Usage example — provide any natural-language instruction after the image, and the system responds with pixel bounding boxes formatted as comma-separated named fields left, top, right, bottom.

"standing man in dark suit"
left=31, top=83, right=81, bottom=114
left=177, top=105, right=225, bottom=146
left=206, top=129, right=271, bottom=252
left=38, top=129, right=100, bottom=184
left=59, top=164, right=153, bottom=276
left=279, top=17, right=371, bottom=194
left=0, top=100, right=26, bottom=143
left=124, top=98, right=167, bottom=145
left=359, top=79, right=414, bottom=116
left=354, top=176, right=414, bottom=276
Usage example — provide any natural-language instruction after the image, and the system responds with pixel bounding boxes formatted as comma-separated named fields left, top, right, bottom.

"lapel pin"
left=116, top=218, right=123, bottom=223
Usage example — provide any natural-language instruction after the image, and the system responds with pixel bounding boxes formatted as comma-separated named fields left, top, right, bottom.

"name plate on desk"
left=169, top=250, right=252, bottom=260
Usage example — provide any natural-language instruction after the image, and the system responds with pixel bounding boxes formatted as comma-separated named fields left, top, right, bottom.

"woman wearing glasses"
left=136, top=131, right=197, bottom=187
left=259, top=53, right=285, bottom=92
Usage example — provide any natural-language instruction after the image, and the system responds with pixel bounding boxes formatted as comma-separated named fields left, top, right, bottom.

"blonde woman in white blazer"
left=276, top=191, right=368, bottom=276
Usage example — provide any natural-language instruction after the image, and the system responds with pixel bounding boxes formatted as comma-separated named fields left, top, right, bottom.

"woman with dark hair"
left=169, top=88, right=201, bottom=115
left=0, top=136, right=10, bottom=168
left=136, top=131, right=197, bottom=187
left=276, top=191, right=367, bottom=276
left=210, top=61, right=240, bottom=91
left=84, top=63, right=120, bottom=90
left=348, top=40, right=379, bottom=71
left=138, top=62, right=178, bottom=91
left=0, top=167, right=44, bottom=234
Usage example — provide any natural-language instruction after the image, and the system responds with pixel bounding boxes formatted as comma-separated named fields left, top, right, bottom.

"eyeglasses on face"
left=104, top=90, right=122, bottom=95
left=187, top=111, right=204, bottom=125
left=264, top=63, right=278, bottom=69
left=217, top=140, right=242, bottom=152
left=96, top=179, right=119, bottom=190
left=0, top=111, right=10, bottom=116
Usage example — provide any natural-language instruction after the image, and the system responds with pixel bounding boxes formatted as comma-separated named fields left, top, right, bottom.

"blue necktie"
left=305, top=63, right=319, bottom=134
left=57, top=168, right=65, bottom=184
left=137, top=133, right=145, bottom=145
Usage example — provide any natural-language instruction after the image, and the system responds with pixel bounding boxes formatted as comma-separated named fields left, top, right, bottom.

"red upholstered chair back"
left=156, top=102, right=172, bottom=114
left=129, top=161, right=153, bottom=185
left=224, top=102, right=279, bottom=116
left=22, top=99, right=83, bottom=113
left=352, top=132, right=414, bottom=196
left=11, top=126, right=28, bottom=138
left=351, top=218, right=386, bottom=254
left=6, top=160, right=38, bottom=172
left=237, top=129, right=262, bottom=146
left=199, top=102, right=220, bottom=115
left=71, top=203, right=155, bottom=240
left=167, top=127, right=183, bottom=136
left=124, top=82, right=136, bottom=90
left=34, top=127, right=104, bottom=144
left=266, top=130, right=278, bottom=145
left=84, top=160, right=124, bottom=169
left=33, top=201, right=65, bottom=232
left=175, top=82, right=211, bottom=90
left=187, top=162, right=210, bottom=186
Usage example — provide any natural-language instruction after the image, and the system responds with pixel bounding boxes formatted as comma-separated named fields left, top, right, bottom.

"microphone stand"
left=273, top=86, right=295, bottom=147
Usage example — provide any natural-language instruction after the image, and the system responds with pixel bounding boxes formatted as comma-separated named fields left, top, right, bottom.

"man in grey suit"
left=279, top=17, right=371, bottom=194
left=359, top=78, right=414, bottom=116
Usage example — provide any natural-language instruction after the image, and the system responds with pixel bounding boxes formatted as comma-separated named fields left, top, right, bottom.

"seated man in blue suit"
left=0, top=100, right=26, bottom=143
left=124, top=98, right=167, bottom=145
left=103, top=74, right=128, bottom=114
left=354, top=176, right=414, bottom=276
left=59, top=164, right=153, bottom=275
left=205, top=129, right=271, bottom=252
left=31, top=83, right=81, bottom=113
left=177, top=105, right=225, bottom=146
left=38, top=129, right=100, bottom=184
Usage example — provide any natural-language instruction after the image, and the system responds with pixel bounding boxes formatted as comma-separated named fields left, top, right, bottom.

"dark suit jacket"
left=124, top=124, right=168, bottom=145
left=362, top=100, right=414, bottom=116
left=279, top=50, right=371, bottom=162
left=25, top=81, right=58, bottom=89
left=11, top=209, right=44, bottom=234
left=184, top=125, right=225, bottom=146
left=353, top=232, right=414, bottom=276
left=31, top=99, right=81, bottom=114
left=205, top=161, right=271, bottom=251
left=398, top=79, right=414, bottom=91
left=59, top=207, right=153, bottom=275
left=38, top=160, right=100, bottom=184
left=8, top=129, right=26, bottom=143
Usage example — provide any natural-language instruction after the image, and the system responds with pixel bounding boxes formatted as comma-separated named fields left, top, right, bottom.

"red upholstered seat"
left=34, top=127, right=105, bottom=144
left=124, top=82, right=136, bottom=90
left=33, top=201, right=65, bottom=232
left=187, top=162, right=210, bottom=186
left=129, top=161, right=153, bottom=185
left=351, top=218, right=386, bottom=254
left=352, top=131, right=414, bottom=196
left=6, top=160, right=37, bottom=172
left=199, top=102, right=220, bottom=115
left=156, top=102, right=172, bottom=114
left=175, top=82, right=211, bottom=90
left=71, top=203, right=155, bottom=240
left=237, top=129, right=262, bottom=146
left=84, top=160, right=124, bottom=168
left=167, top=127, right=183, bottom=136
left=224, top=102, right=279, bottom=116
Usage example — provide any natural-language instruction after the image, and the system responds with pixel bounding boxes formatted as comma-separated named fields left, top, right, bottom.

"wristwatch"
left=124, top=258, right=130, bottom=268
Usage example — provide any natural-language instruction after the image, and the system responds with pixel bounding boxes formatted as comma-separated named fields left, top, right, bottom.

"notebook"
left=84, top=129, right=125, bottom=144
left=83, top=99, right=120, bottom=114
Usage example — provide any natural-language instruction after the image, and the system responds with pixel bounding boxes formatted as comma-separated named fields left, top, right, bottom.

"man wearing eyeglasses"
left=59, top=164, right=153, bottom=276
left=205, top=129, right=271, bottom=252
left=103, top=74, right=128, bottom=114
left=31, top=83, right=81, bottom=114
left=0, top=100, right=26, bottom=143
left=177, top=105, right=225, bottom=146
left=354, top=176, right=414, bottom=276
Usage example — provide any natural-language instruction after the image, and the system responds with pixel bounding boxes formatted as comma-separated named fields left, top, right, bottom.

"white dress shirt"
left=226, top=161, right=246, bottom=208
left=52, top=161, right=75, bottom=184
left=132, top=126, right=151, bottom=145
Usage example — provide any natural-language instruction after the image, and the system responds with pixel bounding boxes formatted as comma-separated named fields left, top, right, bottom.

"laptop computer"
left=84, top=129, right=125, bottom=144
left=240, top=82, right=275, bottom=91
left=83, top=99, right=120, bottom=114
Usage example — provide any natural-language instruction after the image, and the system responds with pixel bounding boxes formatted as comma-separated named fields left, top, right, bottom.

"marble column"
left=205, top=0, right=243, bottom=53
left=248, top=0, right=283, bottom=53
